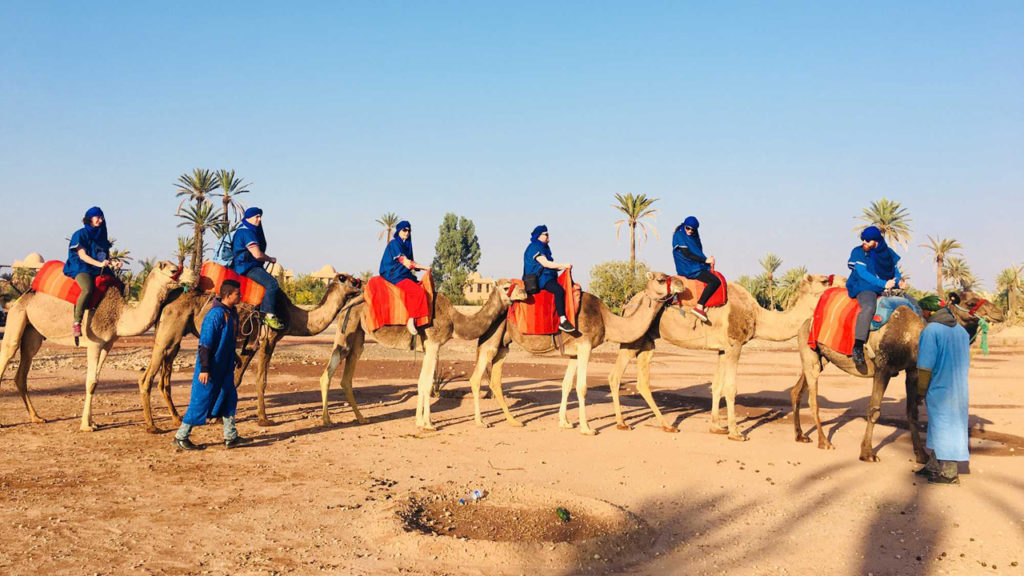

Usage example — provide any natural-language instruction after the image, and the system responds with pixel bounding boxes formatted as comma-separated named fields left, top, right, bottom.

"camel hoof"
left=728, top=433, right=748, bottom=442
left=355, top=417, right=370, bottom=425
left=475, top=421, right=490, bottom=428
left=796, top=435, right=812, bottom=443
left=418, top=424, right=437, bottom=432
left=145, top=426, right=161, bottom=435
left=30, top=417, right=47, bottom=424
left=558, top=421, right=574, bottom=430
left=617, top=423, right=632, bottom=431
left=579, top=428, right=596, bottom=436
left=662, top=426, right=679, bottom=433
left=320, top=419, right=333, bottom=428
left=79, top=423, right=98, bottom=432
left=859, top=453, right=880, bottom=463
left=257, top=418, right=277, bottom=427
left=709, top=426, right=729, bottom=435
left=508, top=419, right=525, bottom=428
left=818, top=442, right=835, bottom=450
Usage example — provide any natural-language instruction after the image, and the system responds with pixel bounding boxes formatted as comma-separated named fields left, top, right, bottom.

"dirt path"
left=1, top=335, right=1021, bottom=575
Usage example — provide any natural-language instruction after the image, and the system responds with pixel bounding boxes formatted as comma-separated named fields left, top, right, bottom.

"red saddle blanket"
left=508, top=270, right=581, bottom=335
left=808, top=287, right=860, bottom=355
left=198, top=262, right=266, bottom=307
left=31, top=260, right=124, bottom=308
left=672, top=270, right=728, bottom=309
left=363, top=272, right=435, bottom=332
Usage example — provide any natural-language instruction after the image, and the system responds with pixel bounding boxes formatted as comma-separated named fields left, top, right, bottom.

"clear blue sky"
left=2, top=2, right=1021, bottom=291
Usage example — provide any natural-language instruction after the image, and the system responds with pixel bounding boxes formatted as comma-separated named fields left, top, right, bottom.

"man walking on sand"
left=173, top=279, right=253, bottom=451
left=915, top=295, right=971, bottom=485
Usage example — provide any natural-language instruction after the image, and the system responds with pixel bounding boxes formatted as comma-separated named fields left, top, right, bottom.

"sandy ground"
left=0, top=330, right=1022, bottom=576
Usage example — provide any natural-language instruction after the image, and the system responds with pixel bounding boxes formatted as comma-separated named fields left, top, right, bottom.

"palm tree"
left=942, top=257, right=974, bottom=291
left=174, top=236, right=195, bottom=271
left=612, top=193, right=660, bottom=271
left=107, top=246, right=133, bottom=265
left=996, top=264, right=1024, bottom=318
left=175, top=169, right=220, bottom=274
left=376, top=212, right=400, bottom=242
left=759, top=252, right=783, bottom=310
left=775, top=266, right=809, bottom=309
left=920, top=235, right=962, bottom=296
left=212, top=169, right=250, bottom=228
left=177, top=202, right=222, bottom=271
left=855, top=198, right=913, bottom=248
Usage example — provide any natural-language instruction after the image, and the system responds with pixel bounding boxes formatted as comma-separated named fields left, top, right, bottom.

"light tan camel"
left=137, top=274, right=363, bottom=430
left=0, top=262, right=182, bottom=430
left=791, top=291, right=1004, bottom=462
left=318, top=279, right=528, bottom=429
left=466, top=272, right=680, bottom=435
left=608, top=274, right=833, bottom=440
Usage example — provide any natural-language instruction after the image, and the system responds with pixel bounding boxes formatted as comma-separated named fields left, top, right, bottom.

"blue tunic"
left=846, top=244, right=902, bottom=298
left=63, top=226, right=111, bottom=278
left=523, top=240, right=556, bottom=287
left=232, top=227, right=263, bottom=275
left=380, top=238, right=417, bottom=284
left=918, top=320, right=971, bottom=461
left=671, top=227, right=709, bottom=279
left=182, top=300, right=239, bottom=426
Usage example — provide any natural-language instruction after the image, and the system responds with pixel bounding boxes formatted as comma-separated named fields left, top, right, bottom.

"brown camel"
left=318, top=279, right=528, bottom=429
left=791, top=291, right=1004, bottom=462
left=0, top=262, right=182, bottom=430
left=466, top=272, right=680, bottom=435
left=137, top=273, right=363, bottom=430
left=608, top=274, right=834, bottom=440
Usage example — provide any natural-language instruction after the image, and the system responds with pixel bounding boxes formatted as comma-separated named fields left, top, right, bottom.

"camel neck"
left=284, top=281, right=353, bottom=337
left=599, top=292, right=664, bottom=344
left=452, top=289, right=508, bottom=340
left=116, top=273, right=173, bottom=336
left=753, top=291, right=820, bottom=341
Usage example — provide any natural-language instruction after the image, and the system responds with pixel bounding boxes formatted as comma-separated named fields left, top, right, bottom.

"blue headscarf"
left=83, top=206, right=110, bottom=248
left=241, top=206, right=267, bottom=251
left=860, top=226, right=899, bottom=281
left=393, top=220, right=413, bottom=260
left=860, top=226, right=883, bottom=242
left=529, top=225, right=552, bottom=259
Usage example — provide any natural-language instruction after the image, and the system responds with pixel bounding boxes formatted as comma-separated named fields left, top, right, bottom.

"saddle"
left=670, top=270, right=728, bottom=310
left=363, top=272, right=435, bottom=332
left=808, top=287, right=923, bottom=355
left=198, top=262, right=266, bottom=307
left=31, top=260, right=124, bottom=309
left=507, top=269, right=581, bottom=335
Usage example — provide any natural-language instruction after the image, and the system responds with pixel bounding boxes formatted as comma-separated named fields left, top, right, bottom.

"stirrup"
left=262, top=314, right=286, bottom=330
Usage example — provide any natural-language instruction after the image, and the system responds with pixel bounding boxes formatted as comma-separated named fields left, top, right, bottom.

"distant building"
left=311, top=264, right=338, bottom=285
left=12, top=252, right=45, bottom=270
left=462, top=271, right=494, bottom=304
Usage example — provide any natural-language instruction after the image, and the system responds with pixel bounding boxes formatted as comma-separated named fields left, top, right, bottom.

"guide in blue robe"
left=918, top=308, right=972, bottom=462
left=181, top=299, right=239, bottom=426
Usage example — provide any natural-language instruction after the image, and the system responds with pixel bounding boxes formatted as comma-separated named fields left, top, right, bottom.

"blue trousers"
left=245, top=266, right=280, bottom=315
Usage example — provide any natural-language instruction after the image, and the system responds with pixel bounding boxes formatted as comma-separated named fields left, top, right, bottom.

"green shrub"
left=589, top=260, right=651, bottom=314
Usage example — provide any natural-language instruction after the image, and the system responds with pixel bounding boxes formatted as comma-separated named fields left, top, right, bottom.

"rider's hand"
left=268, top=256, right=278, bottom=264
left=898, top=279, right=908, bottom=290
left=198, top=372, right=209, bottom=385
left=564, top=263, right=573, bottom=270
left=707, top=256, right=716, bottom=267
left=885, top=279, right=896, bottom=290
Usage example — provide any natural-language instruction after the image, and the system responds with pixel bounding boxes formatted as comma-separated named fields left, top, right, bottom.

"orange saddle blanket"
left=808, top=287, right=861, bottom=355
left=31, top=260, right=124, bottom=309
left=198, top=262, right=266, bottom=307
left=363, top=272, right=435, bottom=332
left=507, top=270, right=581, bottom=335
left=672, top=270, right=728, bottom=309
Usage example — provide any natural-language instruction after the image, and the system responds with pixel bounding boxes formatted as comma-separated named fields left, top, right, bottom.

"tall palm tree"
left=996, top=264, right=1023, bottom=318
left=855, top=198, right=913, bottom=248
left=174, top=236, right=195, bottom=271
left=212, top=169, right=250, bottom=228
left=759, top=252, right=783, bottom=310
left=376, top=212, right=400, bottom=242
left=177, top=202, right=222, bottom=271
left=942, top=257, right=974, bottom=291
left=175, top=169, right=220, bottom=274
left=919, top=235, right=962, bottom=296
left=612, top=193, right=660, bottom=271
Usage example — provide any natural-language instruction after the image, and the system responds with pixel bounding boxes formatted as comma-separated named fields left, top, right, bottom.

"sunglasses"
left=684, top=226, right=694, bottom=232
left=400, top=228, right=411, bottom=232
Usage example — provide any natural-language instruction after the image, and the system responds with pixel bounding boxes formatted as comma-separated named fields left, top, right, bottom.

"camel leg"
left=0, top=307, right=28, bottom=425
left=319, top=344, right=347, bottom=426
left=557, top=358, right=578, bottom=430
left=721, top=344, right=746, bottom=441
left=79, top=344, right=105, bottom=432
left=575, top=343, right=595, bottom=436
left=469, top=343, right=499, bottom=427
left=904, top=367, right=927, bottom=464
left=859, top=371, right=893, bottom=462
left=159, top=343, right=183, bottom=426
left=635, top=348, right=677, bottom=433
left=14, top=326, right=46, bottom=424
left=139, top=337, right=180, bottom=433
left=234, top=344, right=257, bottom=389
left=609, top=346, right=639, bottom=431
left=340, top=333, right=367, bottom=424
left=415, top=340, right=441, bottom=430
left=709, top=350, right=728, bottom=434
left=488, top=346, right=521, bottom=427
left=805, top=361, right=832, bottom=450
left=790, top=372, right=810, bottom=443
left=253, top=336, right=280, bottom=426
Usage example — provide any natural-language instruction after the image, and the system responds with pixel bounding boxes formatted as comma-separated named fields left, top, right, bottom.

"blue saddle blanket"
left=870, top=296, right=922, bottom=331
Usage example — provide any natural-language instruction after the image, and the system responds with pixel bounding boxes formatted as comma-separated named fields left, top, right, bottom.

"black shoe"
left=558, top=319, right=575, bottom=333
left=851, top=343, right=867, bottom=373
left=927, top=474, right=960, bottom=486
left=173, top=437, right=203, bottom=451
left=224, top=435, right=253, bottom=449
left=914, top=466, right=935, bottom=477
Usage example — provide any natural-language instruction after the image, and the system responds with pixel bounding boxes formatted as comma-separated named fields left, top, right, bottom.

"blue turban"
left=84, top=206, right=105, bottom=220
left=682, top=216, right=700, bottom=230
left=530, top=225, right=548, bottom=242
left=860, top=226, right=883, bottom=242
left=243, top=206, right=263, bottom=220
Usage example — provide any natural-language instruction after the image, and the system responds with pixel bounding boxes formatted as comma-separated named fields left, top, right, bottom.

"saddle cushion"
left=671, top=271, right=728, bottom=309
left=808, top=287, right=923, bottom=355
left=31, top=260, right=124, bottom=309
left=363, top=272, right=435, bottom=332
left=508, top=269, right=581, bottom=335
left=199, top=262, right=265, bottom=307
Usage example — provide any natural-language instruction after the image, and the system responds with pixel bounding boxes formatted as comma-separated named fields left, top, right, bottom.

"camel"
left=466, top=272, right=680, bottom=435
left=0, top=262, right=182, bottom=430
left=790, top=291, right=1004, bottom=462
left=608, top=274, right=834, bottom=440
left=318, top=279, right=528, bottom=430
left=137, top=273, right=363, bottom=430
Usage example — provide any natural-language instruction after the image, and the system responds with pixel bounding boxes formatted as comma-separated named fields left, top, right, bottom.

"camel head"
left=176, top=266, right=197, bottom=286
left=494, top=279, right=529, bottom=305
left=147, top=261, right=183, bottom=288
left=798, top=274, right=834, bottom=298
left=644, top=271, right=676, bottom=301
left=331, top=273, right=364, bottom=301
left=948, top=291, right=1005, bottom=325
